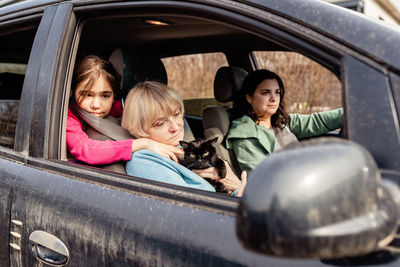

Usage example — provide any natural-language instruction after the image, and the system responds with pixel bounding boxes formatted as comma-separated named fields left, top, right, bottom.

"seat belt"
left=69, top=100, right=132, bottom=141
left=69, top=101, right=131, bottom=174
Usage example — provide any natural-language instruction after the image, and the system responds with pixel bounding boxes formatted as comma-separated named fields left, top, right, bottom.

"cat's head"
left=179, top=137, right=219, bottom=170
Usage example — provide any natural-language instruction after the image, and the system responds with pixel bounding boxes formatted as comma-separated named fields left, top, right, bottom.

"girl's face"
left=75, top=75, right=115, bottom=118
left=246, top=78, right=281, bottom=120
left=146, top=105, right=184, bottom=146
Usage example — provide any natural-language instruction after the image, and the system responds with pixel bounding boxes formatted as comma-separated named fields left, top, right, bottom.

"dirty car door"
left=7, top=1, right=330, bottom=266
left=7, top=3, right=276, bottom=265
left=12, top=159, right=287, bottom=266
left=0, top=162, right=14, bottom=267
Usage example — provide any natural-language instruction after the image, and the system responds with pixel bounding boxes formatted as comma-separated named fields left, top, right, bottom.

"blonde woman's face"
left=75, top=75, right=115, bottom=118
left=146, top=105, right=184, bottom=146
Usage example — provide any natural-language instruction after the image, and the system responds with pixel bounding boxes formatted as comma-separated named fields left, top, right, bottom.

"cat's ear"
left=208, top=137, right=219, bottom=147
left=179, top=140, right=189, bottom=150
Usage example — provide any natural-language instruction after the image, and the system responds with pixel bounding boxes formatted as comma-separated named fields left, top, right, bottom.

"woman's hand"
left=236, top=171, right=247, bottom=197
left=192, top=161, right=247, bottom=196
left=132, top=138, right=184, bottom=162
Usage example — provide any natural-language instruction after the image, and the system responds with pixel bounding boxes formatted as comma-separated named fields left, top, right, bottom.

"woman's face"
left=146, top=105, right=184, bottom=146
left=74, top=75, right=115, bottom=118
left=246, top=78, right=281, bottom=120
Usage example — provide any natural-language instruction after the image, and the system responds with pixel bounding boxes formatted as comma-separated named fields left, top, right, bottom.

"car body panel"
left=0, top=161, right=15, bottom=267
left=0, top=0, right=399, bottom=266
left=14, top=5, right=53, bottom=155
left=9, top=158, right=329, bottom=266
left=241, top=0, right=400, bottom=72
left=343, top=56, right=400, bottom=170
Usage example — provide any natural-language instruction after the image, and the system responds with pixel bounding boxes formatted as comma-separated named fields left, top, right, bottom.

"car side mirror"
left=237, top=138, right=400, bottom=259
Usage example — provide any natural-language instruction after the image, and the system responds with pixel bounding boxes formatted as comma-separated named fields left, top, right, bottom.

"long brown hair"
left=72, top=55, right=121, bottom=104
left=233, top=69, right=289, bottom=128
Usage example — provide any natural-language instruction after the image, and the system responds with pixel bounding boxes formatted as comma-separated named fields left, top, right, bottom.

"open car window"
left=62, top=4, right=345, bottom=197
left=0, top=22, right=38, bottom=149
left=253, top=51, right=342, bottom=114
left=162, top=53, right=229, bottom=118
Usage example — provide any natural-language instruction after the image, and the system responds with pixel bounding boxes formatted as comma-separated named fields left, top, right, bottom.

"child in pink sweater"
left=67, top=55, right=183, bottom=165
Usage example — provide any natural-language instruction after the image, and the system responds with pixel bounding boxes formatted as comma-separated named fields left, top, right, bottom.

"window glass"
left=253, top=51, right=342, bottom=114
left=162, top=53, right=228, bottom=99
left=162, top=53, right=228, bottom=116
left=0, top=24, right=38, bottom=148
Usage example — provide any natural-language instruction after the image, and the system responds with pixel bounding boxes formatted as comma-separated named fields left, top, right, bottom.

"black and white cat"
left=179, top=137, right=227, bottom=192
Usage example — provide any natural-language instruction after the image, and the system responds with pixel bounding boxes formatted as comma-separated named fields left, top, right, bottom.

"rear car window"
left=0, top=23, right=38, bottom=148
left=162, top=53, right=229, bottom=116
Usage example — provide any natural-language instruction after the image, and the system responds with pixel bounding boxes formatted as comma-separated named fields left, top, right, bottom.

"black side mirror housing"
left=237, top=138, right=400, bottom=259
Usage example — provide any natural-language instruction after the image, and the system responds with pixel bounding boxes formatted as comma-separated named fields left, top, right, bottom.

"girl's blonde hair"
left=121, top=81, right=184, bottom=138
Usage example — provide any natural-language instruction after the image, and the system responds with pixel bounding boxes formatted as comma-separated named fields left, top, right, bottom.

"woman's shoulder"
left=128, top=149, right=175, bottom=174
left=230, top=115, right=256, bottom=129
left=232, top=114, right=253, bottom=124
left=131, top=149, right=182, bottom=169
left=228, top=115, right=257, bottom=138
left=132, top=149, right=164, bottom=161
left=128, top=149, right=215, bottom=192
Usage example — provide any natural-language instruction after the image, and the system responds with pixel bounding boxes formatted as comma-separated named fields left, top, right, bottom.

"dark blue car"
left=0, top=0, right=399, bottom=266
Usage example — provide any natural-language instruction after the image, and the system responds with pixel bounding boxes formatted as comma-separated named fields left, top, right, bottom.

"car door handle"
left=28, top=230, right=69, bottom=266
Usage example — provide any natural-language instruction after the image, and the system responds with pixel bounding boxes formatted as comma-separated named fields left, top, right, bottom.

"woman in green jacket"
left=226, top=69, right=343, bottom=173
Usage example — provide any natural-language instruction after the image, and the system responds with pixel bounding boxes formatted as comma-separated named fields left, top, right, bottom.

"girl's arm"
left=131, top=138, right=184, bottom=163
left=289, top=108, right=343, bottom=139
left=66, top=110, right=133, bottom=165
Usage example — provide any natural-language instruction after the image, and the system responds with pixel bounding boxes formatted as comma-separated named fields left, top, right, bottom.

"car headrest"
left=109, top=48, right=167, bottom=98
left=202, top=106, right=231, bottom=137
left=213, top=66, right=248, bottom=102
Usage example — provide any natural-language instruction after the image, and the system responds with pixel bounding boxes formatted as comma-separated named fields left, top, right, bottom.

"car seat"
left=202, top=66, right=248, bottom=176
left=70, top=49, right=195, bottom=174
left=108, top=48, right=195, bottom=141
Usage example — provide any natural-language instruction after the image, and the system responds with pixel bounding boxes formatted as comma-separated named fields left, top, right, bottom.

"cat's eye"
left=202, top=152, right=209, bottom=157
left=189, top=153, right=195, bottom=157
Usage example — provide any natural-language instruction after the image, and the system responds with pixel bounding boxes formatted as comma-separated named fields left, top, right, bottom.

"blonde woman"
left=122, top=81, right=246, bottom=196
left=67, top=55, right=183, bottom=165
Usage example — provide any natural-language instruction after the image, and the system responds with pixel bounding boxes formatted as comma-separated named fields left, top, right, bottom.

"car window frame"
left=0, top=8, right=44, bottom=160
left=45, top=0, right=385, bottom=211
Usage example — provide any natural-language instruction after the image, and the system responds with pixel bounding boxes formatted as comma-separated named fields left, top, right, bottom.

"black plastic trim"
left=15, top=6, right=56, bottom=154
left=29, top=3, right=73, bottom=158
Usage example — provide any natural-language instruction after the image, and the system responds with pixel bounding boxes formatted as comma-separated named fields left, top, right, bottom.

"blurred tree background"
left=162, top=52, right=342, bottom=115
left=255, top=52, right=342, bottom=113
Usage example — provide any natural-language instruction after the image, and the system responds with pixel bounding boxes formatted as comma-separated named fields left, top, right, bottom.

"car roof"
left=241, top=0, right=400, bottom=71
left=1, top=0, right=400, bottom=72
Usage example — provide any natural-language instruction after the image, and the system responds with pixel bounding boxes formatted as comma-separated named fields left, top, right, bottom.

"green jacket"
left=226, top=108, right=343, bottom=173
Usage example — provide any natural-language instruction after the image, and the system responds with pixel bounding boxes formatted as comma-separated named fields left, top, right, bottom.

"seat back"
left=202, top=66, right=248, bottom=176
left=109, top=48, right=168, bottom=99
left=108, top=48, right=195, bottom=141
left=70, top=49, right=194, bottom=174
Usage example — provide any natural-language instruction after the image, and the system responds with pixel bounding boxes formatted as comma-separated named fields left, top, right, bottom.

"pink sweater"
left=66, top=101, right=133, bottom=165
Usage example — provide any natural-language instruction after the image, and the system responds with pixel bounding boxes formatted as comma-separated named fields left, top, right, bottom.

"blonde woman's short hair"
left=121, top=81, right=184, bottom=138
